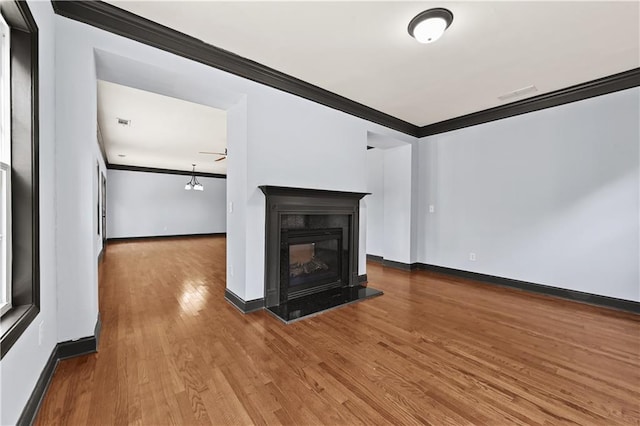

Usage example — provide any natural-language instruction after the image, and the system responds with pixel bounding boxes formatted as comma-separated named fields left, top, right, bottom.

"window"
left=0, top=1, right=39, bottom=359
left=0, top=11, right=11, bottom=317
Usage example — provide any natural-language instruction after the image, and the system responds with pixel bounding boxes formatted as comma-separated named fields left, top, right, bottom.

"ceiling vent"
left=117, top=117, right=131, bottom=126
left=498, top=85, right=538, bottom=102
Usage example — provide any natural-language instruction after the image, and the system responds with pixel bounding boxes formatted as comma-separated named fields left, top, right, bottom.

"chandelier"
left=184, top=164, right=204, bottom=191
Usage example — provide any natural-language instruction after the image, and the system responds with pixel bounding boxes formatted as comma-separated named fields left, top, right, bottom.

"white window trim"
left=0, top=162, right=10, bottom=316
left=0, top=11, right=9, bottom=165
left=0, top=12, right=11, bottom=317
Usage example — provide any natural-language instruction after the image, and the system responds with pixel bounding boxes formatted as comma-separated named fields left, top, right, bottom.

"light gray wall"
left=365, top=134, right=418, bottom=264
left=239, top=89, right=414, bottom=301
left=365, top=149, right=384, bottom=257
left=55, top=16, right=100, bottom=342
left=383, top=145, right=413, bottom=264
left=226, top=98, right=248, bottom=298
left=106, top=170, right=226, bottom=238
left=358, top=199, right=368, bottom=275
left=53, top=10, right=415, bottom=330
left=418, top=87, right=640, bottom=302
left=0, top=2, right=59, bottom=424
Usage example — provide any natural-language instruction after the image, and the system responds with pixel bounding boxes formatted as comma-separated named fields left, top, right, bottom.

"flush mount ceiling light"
left=184, top=164, right=204, bottom=191
left=408, top=8, right=454, bottom=44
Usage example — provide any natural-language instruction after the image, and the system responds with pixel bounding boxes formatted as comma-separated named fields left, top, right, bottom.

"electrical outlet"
left=469, top=252, right=476, bottom=261
left=429, top=205, right=435, bottom=213
left=38, top=321, right=44, bottom=346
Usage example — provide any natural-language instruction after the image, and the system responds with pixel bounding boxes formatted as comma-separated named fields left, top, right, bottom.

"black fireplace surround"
left=260, top=186, right=382, bottom=321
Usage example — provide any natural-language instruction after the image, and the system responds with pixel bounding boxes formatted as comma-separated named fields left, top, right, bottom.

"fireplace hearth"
left=260, top=186, right=383, bottom=322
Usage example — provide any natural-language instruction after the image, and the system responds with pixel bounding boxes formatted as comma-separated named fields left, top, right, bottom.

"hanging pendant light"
left=184, top=164, right=204, bottom=191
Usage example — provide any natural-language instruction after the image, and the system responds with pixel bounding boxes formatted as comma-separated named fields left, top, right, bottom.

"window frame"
left=0, top=162, right=11, bottom=317
left=0, top=0, right=40, bottom=359
left=0, top=9, right=12, bottom=317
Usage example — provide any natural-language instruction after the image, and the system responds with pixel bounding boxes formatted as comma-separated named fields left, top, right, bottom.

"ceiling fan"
left=198, top=148, right=227, bottom=162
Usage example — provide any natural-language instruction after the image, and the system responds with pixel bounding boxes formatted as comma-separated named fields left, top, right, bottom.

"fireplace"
left=260, top=186, right=383, bottom=322
left=282, top=228, right=345, bottom=299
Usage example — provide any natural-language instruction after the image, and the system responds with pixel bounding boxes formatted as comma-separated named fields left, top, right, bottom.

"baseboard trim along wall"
left=224, top=289, right=265, bottom=314
left=107, top=233, right=226, bottom=243
left=17, top=315, right=102, bottom=426
left=16, top=348, right=58, bottom=426
left=367, top=255, right=417, bottom=271
left=367, top=256, right=640, bottom=314
left=382, top=259, right=418, bottom=271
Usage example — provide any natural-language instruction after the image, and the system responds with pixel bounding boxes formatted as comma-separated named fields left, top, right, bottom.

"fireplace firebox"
left=281, top=228, right=345, bottom=300
left=260, top=186, right=383, bottom=322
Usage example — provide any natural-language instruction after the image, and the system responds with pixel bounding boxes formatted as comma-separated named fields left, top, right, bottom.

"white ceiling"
left=107, top=1, right=640, bottom=127
left=97, top=80, right=228, bottom=174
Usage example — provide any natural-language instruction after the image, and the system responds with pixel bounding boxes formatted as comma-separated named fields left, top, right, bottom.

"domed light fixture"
left=408, top=8, right=454, bottom=44
left=184, top=164, right=204, bottom=191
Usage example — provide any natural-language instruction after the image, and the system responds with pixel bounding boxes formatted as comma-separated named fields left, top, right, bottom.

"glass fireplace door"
left=281, top=228, right=344, bottom=299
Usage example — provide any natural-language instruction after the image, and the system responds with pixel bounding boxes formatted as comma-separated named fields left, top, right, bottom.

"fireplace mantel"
left=259, top=185, right=369, bottom=200
left=260, top=186, right=369, bottom=310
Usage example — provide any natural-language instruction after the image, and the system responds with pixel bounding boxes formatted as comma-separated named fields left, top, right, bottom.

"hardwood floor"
left=36, top=236, right=640, bottom=425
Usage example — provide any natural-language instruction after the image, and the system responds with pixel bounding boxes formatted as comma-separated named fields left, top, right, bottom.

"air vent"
left=498, top=85, right=538, bottom=102
left=117, top=117, right=131, bottom=126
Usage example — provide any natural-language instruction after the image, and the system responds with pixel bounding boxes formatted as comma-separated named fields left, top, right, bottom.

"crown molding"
left=51, top=1, right=640, bottom=140
left=418, top=67, right=640, bottom=137
left=51, top=0, right=419, bottom=137
left=107, top=163, right=227, bottom=179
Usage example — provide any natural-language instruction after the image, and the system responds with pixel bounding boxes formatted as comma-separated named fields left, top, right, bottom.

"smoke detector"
left=498, top=85, right=538, bottom=102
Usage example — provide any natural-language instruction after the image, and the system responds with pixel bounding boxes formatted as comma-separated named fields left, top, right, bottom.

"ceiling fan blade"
left=199, top=151, right=225, bottom=155
left=215, top=156, right=226, bottom=162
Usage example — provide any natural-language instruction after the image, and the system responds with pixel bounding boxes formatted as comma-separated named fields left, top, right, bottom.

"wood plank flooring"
left=36, top=236, right=640, bottom=425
